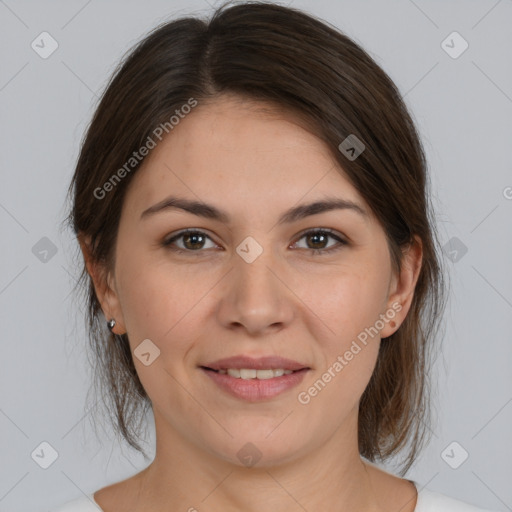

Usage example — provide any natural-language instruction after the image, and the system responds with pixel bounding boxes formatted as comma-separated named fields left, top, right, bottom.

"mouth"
left=200, top=366, right=305, bottom=379
left=199, top=356, right=310, bottom=401
left=202, top=355, right=310, bottom=373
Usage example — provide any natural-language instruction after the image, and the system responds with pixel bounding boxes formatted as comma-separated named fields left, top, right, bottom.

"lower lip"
left=201, top=368, right=309, bottom=402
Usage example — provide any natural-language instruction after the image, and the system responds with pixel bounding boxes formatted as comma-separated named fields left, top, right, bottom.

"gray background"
left=1, top=0, right=511, bottom=511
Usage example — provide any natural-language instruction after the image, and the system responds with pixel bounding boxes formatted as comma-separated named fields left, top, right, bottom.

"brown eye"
left=181, top=232, right=206, bottom=250
left=306, top=232, right=329, bottom=249
left=163, top=229, right=217, bottom=252
left=292, top=229, right=347, bottom=255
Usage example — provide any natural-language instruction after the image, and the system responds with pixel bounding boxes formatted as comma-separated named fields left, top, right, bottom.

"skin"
left=82, top=94, right=422, bottom=512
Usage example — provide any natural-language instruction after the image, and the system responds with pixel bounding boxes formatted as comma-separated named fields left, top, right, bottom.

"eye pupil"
left=184, top=233, right=205, bottom=250
left=308, top=232, right=327, bottom=249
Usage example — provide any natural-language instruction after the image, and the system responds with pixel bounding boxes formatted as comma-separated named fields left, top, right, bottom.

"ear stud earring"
left=107, top=318, right=116, bottom=331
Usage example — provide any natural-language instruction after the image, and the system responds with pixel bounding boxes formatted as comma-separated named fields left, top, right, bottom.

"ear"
left=380, top=235, right=423, bottom=339
left=78, top=233, right=126, bottom=335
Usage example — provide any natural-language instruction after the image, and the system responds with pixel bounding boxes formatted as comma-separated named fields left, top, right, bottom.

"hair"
left=65, top=0, right=448, bottom=475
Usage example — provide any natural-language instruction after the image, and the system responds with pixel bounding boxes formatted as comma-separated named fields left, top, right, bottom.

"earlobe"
left=78, top=233, right=126, bottom=335
left=381, top=236, right=423, bottom=338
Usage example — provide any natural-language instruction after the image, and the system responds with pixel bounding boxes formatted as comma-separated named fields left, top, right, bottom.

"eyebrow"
left=140, top=195, right=369, bottom=225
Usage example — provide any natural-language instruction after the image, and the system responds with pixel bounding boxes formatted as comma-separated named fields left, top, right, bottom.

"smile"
left=201, top=366, right=309, bottom=401
left=212, top=368, right=295, bottom=379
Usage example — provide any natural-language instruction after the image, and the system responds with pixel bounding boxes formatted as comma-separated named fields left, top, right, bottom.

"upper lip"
left=202, top=355, right=309, bottom=371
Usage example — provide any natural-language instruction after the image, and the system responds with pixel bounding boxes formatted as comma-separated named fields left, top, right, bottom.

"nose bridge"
left=218, top=239, right=294, bottom=334
left=236, top=245, right=277, bottom=294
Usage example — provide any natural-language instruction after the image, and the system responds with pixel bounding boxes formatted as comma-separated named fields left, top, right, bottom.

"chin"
left=204, top=429, right=310, bottom=469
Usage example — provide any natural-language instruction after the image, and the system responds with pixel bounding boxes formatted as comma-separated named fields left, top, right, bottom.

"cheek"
left=115, top=250, right=218, bottom=352
left=114, top=257, right=208, bottom=401
left=310, top=264, right=389, bottom=343
left=300, top=263, right=388, bottom=398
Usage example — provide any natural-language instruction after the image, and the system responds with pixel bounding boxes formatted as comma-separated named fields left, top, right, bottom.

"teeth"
left=224, top=368, right=294, bottom=379
left=240, top=369, right=256, bottom=379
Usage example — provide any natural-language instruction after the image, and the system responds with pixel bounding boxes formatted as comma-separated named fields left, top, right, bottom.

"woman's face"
left=94, top=95, right=420, bottom=467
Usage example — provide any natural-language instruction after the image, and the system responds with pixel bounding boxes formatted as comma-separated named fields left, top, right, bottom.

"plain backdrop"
left=0, top=0, right=511, bottom=511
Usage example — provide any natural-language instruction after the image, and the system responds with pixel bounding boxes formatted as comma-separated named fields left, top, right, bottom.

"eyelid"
left=291, top=227, right=347, bottom=245
left=290, top=227, right=348, bottom=254
left=162, top=227, right=348, bottom=254
left=163, top=228, right=221, bottom=251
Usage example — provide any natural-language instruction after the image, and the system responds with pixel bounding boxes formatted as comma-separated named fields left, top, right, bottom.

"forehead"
left=123, top=95, right=369, bottom=220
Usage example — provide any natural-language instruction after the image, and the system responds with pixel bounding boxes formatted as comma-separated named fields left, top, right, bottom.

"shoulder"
left=51, top=471, right=144, bottom=511
left=49, top=494, right=102, bottom=512
left=415, top=485, right=500, bottom=512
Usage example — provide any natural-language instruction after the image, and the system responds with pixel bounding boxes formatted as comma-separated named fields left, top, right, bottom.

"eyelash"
left=162, top=228, right=347, bottom=256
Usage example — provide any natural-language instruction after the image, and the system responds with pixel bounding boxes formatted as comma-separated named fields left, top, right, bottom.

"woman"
left=53, top=1, right=498, bottom=511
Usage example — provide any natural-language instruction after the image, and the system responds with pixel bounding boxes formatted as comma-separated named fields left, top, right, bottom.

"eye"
left=291, top=228, right=347, bottom=256
left=162, top=229, right=219, bottom=254
left=162, top=228, right=347, bottom=256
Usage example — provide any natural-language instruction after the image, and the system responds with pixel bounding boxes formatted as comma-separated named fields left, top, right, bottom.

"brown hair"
left=65, top=0, right=448, bottom=475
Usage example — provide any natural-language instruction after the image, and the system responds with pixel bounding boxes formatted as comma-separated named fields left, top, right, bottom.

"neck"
left=132, top=410, right=388, bottom=512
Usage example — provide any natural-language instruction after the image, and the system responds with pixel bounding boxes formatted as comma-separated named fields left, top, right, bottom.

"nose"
left=216, top=246, right=295, bottom=336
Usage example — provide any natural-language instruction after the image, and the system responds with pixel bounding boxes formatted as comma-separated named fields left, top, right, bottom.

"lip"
left=201, top=367, right=309, bottom=402
left=202, top=355, right=309, bottom=372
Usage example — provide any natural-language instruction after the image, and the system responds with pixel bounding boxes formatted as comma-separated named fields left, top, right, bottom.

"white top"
left=49, top=481, right=500, bottom=512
